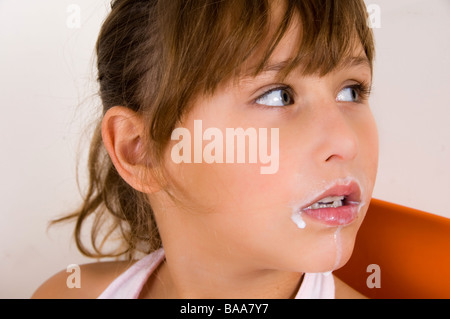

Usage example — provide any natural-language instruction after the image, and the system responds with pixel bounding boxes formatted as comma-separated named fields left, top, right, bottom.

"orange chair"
left=334, top=198, right=450, bottom=299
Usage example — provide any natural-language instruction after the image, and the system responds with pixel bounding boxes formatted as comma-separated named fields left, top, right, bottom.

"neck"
left=142, top=247, right=304, bottom=299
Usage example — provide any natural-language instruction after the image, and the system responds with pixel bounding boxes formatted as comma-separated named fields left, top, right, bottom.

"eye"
left=336, top=86, right=359, bottom=102
left=255, top=87, right=294, bottom=107
left=336, top=82, right=371, bottom=103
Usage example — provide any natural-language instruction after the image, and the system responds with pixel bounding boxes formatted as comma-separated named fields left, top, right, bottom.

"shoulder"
left=31, top=259, right=136, bottom=299
left=333, top=275, right=368, bottom=299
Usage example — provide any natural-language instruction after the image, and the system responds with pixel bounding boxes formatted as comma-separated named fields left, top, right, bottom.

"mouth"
left=298, top=180, right=363, bottom=227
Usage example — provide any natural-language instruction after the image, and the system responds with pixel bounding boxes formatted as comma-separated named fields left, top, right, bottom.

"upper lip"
left=300, top=179, right=362, bottom=211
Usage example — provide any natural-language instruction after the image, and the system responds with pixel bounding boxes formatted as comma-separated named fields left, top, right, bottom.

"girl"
left=33, top=0, right=378, bottom=299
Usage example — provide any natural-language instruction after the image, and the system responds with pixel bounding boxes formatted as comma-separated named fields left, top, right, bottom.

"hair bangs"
left=243, top=0, right=375, bottom=80
left=290, top=0, right=375, bottom=77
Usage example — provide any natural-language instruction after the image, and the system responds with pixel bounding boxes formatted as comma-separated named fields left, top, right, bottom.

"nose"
left=312, top=103, right=359, bottom=164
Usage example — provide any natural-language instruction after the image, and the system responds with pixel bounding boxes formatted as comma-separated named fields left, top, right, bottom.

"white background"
left=0, top=0, right=449, bottom=298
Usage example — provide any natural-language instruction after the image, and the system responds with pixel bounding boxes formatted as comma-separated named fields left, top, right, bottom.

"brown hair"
left=56, top=0, right=375, bottom=259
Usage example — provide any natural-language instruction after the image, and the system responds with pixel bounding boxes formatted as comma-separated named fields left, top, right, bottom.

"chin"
left=308, top=224, right=360, bottom=274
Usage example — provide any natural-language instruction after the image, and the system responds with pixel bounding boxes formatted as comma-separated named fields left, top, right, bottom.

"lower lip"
left=301, top=204, right=360, bottom=226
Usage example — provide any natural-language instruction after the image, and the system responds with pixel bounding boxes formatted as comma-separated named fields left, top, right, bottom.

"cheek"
left=357, top=113, right=378, bottom=202
left=360, top=109, right=379, bottom=162
left=163, top=127, right=290, bottom=214
left=170, top=159, right=289, bottom=214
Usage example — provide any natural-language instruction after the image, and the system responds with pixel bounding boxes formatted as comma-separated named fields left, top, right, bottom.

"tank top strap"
left=97, top=248, right=165, bottom=299
left=295, top=272, right=335, bottom=299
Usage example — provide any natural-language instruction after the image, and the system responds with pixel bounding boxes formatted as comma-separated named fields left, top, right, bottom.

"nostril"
left=314, top=109, right=360, bottom=164
left=323, top=135, right=358, bottom=162
left=325, top=154, right=341, bottom=162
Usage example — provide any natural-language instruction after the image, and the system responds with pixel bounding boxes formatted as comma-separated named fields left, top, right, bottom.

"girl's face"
left=154, top=21, right=378, bottom=274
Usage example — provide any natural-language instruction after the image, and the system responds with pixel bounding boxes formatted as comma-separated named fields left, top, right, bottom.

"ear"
left=101, top=106, right=161, bottom=194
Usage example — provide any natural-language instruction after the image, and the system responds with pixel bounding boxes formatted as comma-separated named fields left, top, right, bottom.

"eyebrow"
left=241, top=58, right=291, bottom=75
left=262, top=56, right=371, bottom=73
left=260, top=60, right=291, bottom=73
left=336, top=56, right=371, bottom=71
left=243, top=55, right=371, bottom=79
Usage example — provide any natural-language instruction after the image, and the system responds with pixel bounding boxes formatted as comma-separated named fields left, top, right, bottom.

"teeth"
left=305, top=196, right=345, bottom=210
